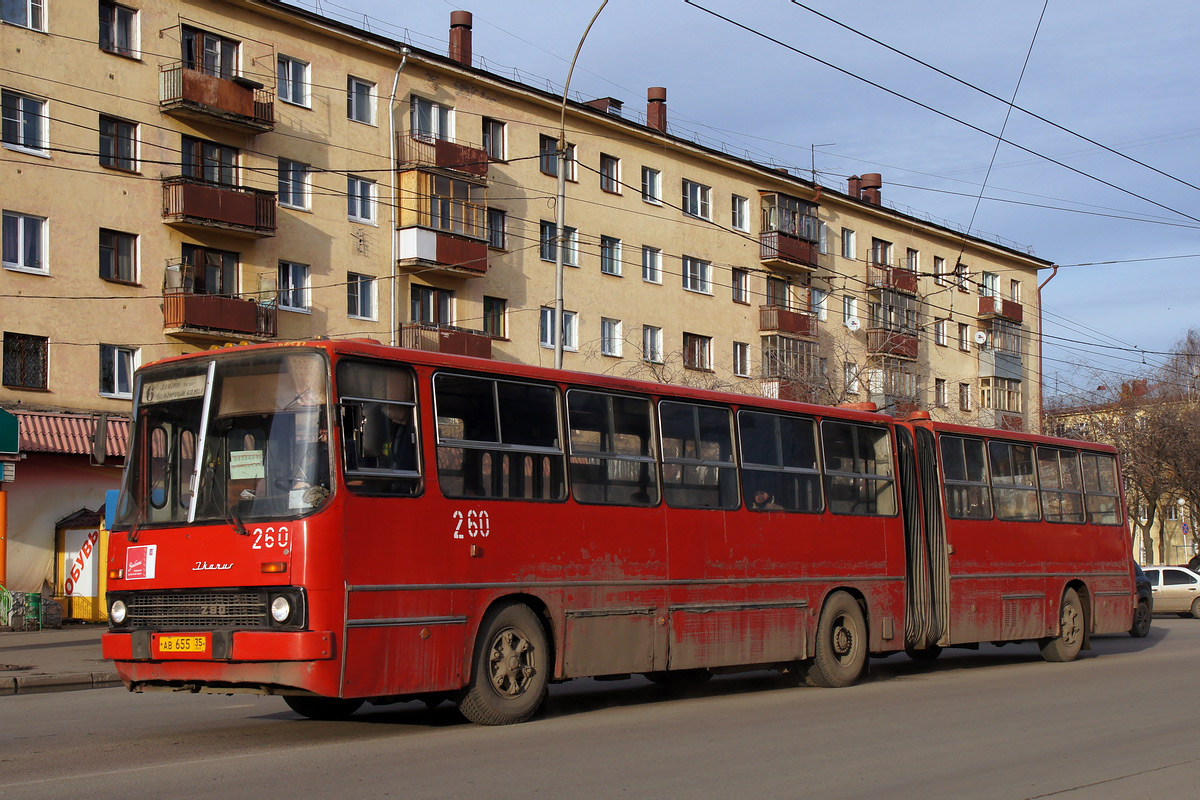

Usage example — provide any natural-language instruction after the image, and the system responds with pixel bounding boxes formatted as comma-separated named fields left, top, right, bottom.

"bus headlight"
left=270, top=595, right=292, bottom=623
left=110, top=599, right=127, bottom=625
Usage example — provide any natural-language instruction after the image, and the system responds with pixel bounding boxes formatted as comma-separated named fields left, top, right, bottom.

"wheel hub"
left=489, top=628, right=534, bottom=697
left=833, top=624, right=854, bottom=657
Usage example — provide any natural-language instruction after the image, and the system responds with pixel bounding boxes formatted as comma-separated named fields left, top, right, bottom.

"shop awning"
left=13, top=410, right=129, bottom=457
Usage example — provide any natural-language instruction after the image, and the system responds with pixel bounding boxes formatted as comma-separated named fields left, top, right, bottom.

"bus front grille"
left=125, top=591, right=269, bottom=629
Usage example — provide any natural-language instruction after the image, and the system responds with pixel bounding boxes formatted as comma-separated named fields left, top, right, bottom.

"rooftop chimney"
left=860, top=172, right=882, bottom=205
left=647, top=87, right=667, bottom=133
left=449, top=11, right=473, bottom=67
left=585, top=97, right=624, bottom=117
left=847, top=175, right=861, bottom=197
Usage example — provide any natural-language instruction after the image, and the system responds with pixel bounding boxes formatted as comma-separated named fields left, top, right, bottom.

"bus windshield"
left=114, top=350, right=331, bottom=530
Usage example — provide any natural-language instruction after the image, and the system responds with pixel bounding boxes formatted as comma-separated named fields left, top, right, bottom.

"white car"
left=1142, top=565, right=1200, bottom=618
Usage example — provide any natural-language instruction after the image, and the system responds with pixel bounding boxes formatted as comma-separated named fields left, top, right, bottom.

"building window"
left=601, top=318, right=623, bottom=357
left=934, top=319, right=948, bottom=347
left=959, top=383, right=972, bottom=412
left=539, top=134, right=576, bottom=179
left=766, top=277, right=789, bottom=309
left=410, top=95, right=452, bottom=142
left=600, top=153, right=621, bottom=193
left=818, top=221, right=828, bottom=254
left=733, top=341, right=750, bottom=377
left=3, top=0, right=44, bottom=31
left=347, top=176, right=375, bottom=222
left=347, top=272, right=376, bottom=320
left=683, top=333, right=712, bottom=371
left=2, top=211, right=45, bottom=274
left=642, top=246, right=661, bottom=284
left=843, top=295, right=859, bottom=327
left=906, top=248, right=919, bottom=273
left=732, top=268, right=748, bottom=303
left=482, top=118, right=505, bottom=160
left=600, top=236, right=622, bottom=276
left=278, top=158, right=310, bottom=210
left=181, top=136, right=237, bottom=185
left=841, top=228, right=856, bottom=260
left=934, top=378, right=947, bottom=408
left=811, top=288, right=828, bottom=321
left=347, top=77, right=374, bottom=124
left=1, top=90, right=47, bottom=153
left=99, top=116, right=137, bottom=171
left=934, top=256, right=946, bottom=285
left=537, top=223, right=578, bottom=266
left=278, top=261, right=309, bottom=311
left=871, top=238, right=893, bottom=267
left=486, top=208, right=506, bottom=249
left=100, top=2, right=137, bottom=56
left=682, top=179, right=712, bottom=220
left=988, top=319, right=1023, bottom=355
left=981, top=271, right=999, bottom=297
left=277, top=55, right=310, bottom=107
left=99, top=229, right=136, bottom=283
left=731, top=194, right=749, bottom=231
left=2, top=332, right=47, bottom=390
left=958, top=323, right=971, bottom=352
left=954, top=260, right=969, bottom=292
left=641, top=167, right=661, bottom=204
left=99, top=344, right=135, bottom=398
left=643, top=325, right=663, bottom=363
left=483, top=296, right=506, bottom=338
left=180, top=244, right=238, bottom=294
left=981, top=377, right=1022, bottom=413
left=420, top=173, right=485, bottom=238
left=539, top=307, right=577, bottom=351
left=1010, top=279, right=1022, bottom=303
left=182, top=26, right=238, bottom=79
left=411, top=285, right=453, bottom=324
left=868, top=290, right=918, bottom=333
left=844, top=362, right=859, bottom=394
left=682, top=256, right=711, bottom=294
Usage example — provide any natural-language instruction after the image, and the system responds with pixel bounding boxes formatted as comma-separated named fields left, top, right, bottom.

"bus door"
left=896, top=427, right=949, bottom=651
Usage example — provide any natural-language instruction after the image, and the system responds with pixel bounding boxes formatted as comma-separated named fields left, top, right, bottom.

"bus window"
left=567, top=390, right=659, bottom=506
left=1081, top=452, right=1121, bottom=525
left=989, top=441, right=1039, bottom=521
left=1037, top=447, right=1084, bottom=523
left=659, top=401, right=738, bottom=509
left=738, top=410, right=822, bottom=513
left=821, top=421, right=896, bottom=516
left=940, top=435, right=992, bottom=519
left=337, top=360, right=421, bottom=496
left=434, top=373, right=565, bottom=501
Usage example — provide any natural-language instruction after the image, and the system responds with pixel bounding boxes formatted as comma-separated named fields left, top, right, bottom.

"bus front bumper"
left=102, top=630, right=335, bottom=662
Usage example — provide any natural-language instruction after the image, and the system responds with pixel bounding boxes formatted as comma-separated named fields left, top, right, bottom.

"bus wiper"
left=226, top=493, right=250, bottom=537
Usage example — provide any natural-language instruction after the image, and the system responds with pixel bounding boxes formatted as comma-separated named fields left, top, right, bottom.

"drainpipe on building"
left=1037, top=264, right=1059, bottom=429
left=0, top=483, right=7, bottom=587
left=388, top=48, right=411, bottom=348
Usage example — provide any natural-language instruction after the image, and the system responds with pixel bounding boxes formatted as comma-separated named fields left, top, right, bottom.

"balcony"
left=400, top=323, right=492, bottom=359
left=397, top=134, right=489, bottom=178
left=397, top=228, right=488, bottom=277
left=760, top=231, right=818, bottom=273
left=868, top=264, right=918, bottom=295
left=160, top=63, right=275, bottom=132
left=759, top=305, right=817, bottom=338
left=978, top=295, right=1024, bottom=324
left=162, top=261, right=276, bottom=342
left=866, top=328, right=919, bottom=360
left=162, top=177, right=276, bottom=237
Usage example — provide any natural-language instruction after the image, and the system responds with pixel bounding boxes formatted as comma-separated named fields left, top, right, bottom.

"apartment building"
left=0, top=0, right=1049, bottom=591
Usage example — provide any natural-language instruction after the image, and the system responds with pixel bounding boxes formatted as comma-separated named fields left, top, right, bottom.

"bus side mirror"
left=91, top=413, right=109, bottom=467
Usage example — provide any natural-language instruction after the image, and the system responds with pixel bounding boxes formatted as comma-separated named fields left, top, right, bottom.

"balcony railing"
left=400, top=323, right=492, bottom=359
left=397, top=227, right=489, bottom=277
left=163, top=292, right=276, bottom=340
left=760, top=230, right=818, bottom=272
left=159, top=63, right=275, bottom=132
left=397, top=134, right=489, bottom=178
left=866, top=328, right=919, bottom=359
left=162, top=176, right=276, bottom=237
left=759, top=305, right=817, bottom=337
left=868, top=263, right=918, bottom=295
left=978, top=295, right=1024, bottom=324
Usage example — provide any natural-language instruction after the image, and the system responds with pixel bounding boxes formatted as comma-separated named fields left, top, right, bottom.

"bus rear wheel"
left=458, top=603, right=549, bottom=725
left=806, top=592, right=867, bottom=688
left=1040, top=588, right=1084, bottom=663
left=283, top=695, right=363, bottom=720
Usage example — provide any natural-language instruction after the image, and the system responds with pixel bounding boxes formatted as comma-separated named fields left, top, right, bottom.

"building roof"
left=13, top=410, right=129, bottom=457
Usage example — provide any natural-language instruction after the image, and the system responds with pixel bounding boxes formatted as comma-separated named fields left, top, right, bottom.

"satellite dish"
left=846, top=317, right=861, bottom=332
left=974, top=330, right=988, bottom=345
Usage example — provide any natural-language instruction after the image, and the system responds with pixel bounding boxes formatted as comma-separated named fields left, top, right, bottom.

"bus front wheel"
left=806, top=592, right=868, bottom=688
left=283, top=695, right=363, bottom=720
left=1040, top=588, right=1084, bottom=662
left=458, top=603, right=549, bottom=725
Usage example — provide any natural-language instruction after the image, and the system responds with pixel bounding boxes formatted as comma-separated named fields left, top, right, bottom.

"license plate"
left=156, top=635, right=208, bottom=655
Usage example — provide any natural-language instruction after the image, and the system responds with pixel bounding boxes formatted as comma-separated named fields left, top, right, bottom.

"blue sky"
left=287, top=0, right=1200, bottom=399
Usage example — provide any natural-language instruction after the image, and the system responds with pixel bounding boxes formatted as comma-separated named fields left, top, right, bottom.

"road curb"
left=2, top=671, right=123, bottom=696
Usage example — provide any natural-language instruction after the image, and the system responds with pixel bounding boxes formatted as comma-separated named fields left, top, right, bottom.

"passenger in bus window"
left=751, top=489, right=782, bottom=511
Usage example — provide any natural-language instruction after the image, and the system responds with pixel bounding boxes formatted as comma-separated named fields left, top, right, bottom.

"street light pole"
left=554, top=0, right=608, bottom=370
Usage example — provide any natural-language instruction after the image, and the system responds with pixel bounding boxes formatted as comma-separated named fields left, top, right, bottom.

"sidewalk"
left=0, top=624, right=121, bottom=695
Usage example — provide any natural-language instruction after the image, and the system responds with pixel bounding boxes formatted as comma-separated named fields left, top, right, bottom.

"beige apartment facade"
left=0, top=0, right=1049, bottom=592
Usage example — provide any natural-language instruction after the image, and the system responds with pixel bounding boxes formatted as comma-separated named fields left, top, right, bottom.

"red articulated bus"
left=102, top=340, right=1136, bottom=724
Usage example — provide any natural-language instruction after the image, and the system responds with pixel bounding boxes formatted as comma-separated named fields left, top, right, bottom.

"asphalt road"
left=3, top=617, right=1199, bottom=800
